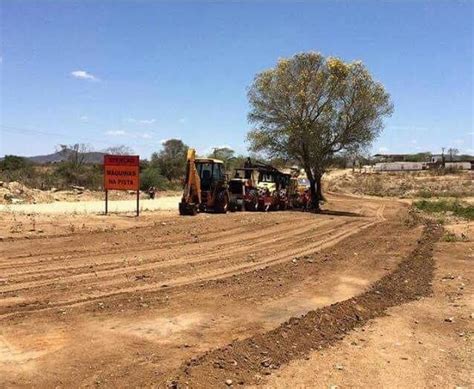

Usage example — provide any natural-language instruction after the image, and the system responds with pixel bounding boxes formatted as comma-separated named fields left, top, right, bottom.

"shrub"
left=140, top=167, right=169, bottom=191
left=417, top=189, right=433, bottom=198
left=413, top=199, right=474, bottom=220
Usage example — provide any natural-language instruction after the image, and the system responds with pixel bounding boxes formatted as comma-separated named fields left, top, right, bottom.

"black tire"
left=179, top=202, right=187, bottom=215
left=245, top=199, right=257, bottom=211
left=179, top=202, right=198, bottom=216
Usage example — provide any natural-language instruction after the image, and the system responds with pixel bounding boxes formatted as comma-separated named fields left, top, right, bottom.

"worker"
left=244, top=158, right=252, bottom=179
left=301, top=189, right=310, bottom=211
left=148, top=186, right=156, bottom=199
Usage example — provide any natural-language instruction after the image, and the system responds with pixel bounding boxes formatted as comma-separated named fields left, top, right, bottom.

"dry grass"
left=325, top=170, right=473, bottom=199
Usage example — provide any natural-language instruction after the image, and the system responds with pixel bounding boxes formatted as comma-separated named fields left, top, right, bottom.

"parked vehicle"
left=228, top=161, right=294, bottom=212
left=179, top=148, right=229, bottom=215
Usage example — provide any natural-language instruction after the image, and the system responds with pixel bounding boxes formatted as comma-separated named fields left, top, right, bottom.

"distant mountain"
left=25, top=149, right=106, bottom=164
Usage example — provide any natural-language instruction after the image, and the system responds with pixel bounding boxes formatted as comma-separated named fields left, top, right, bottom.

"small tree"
left=209, top=147, right=237, bottom=171
left=55, top=144, right=97, bottom=187
left=104, top=145, right=134, bottom=155
left=0, top=155, right=31, bottom=171
left=151, top=139, right=188, bottom=182
left=210, top=147, right=235, bottom=161
left=247, top=52, right=393, bottom=209
left=58, top=143, right=91, bottom=170
left=0, top=155, right=35, bottom=185
left=140, top=167, right=168, bottom=191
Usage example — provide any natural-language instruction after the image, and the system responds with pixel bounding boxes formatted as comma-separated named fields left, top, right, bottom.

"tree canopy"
left=104, top=145, right=135, bottom=155
left=150, top=139, right=189, bottom=182
left=247, top=52, right=393, bottom=208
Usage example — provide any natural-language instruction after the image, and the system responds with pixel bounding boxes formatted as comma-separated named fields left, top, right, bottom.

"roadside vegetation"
left=0, top=153, right=103, bottom=190
left=414, top=199, right=474, bottom=220
left=325, top=170, right=473, bottom=199
left=0, top=139, right=253, bottom=199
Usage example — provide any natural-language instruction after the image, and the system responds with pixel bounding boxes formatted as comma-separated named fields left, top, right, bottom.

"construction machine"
left=228, top=160, right=294, bottom=211
left=179, top=148, right=230, bottom=215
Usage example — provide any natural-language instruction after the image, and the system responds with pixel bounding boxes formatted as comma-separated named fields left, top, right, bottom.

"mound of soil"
left=0, top=180, right=180, bottom=205
left=167, top=222, right=443, bottom=388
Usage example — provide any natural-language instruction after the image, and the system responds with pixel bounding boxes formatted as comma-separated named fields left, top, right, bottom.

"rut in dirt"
left=166, top=221, right=443, bottom=388
left=0, top=210, right=379, bottom=318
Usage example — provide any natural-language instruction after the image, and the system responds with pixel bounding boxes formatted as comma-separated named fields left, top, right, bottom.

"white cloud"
left=140, top=119, right=155, bottom=125
left=178, top=117, right=187, bottom=124
left=410, top=139, right=417, bottom=145
left=106, top=130, right=126, bottom=136
left=105, top=130, right=153, bottom=139
left=80, top=115, right=89, bottom=122
left=378, top=146, right=389, bottom=153
left=453, top=139, right=464, bottom=145
left=71, top=70, right=99, bottom=81
left=126, top=118, right=156, bottom=125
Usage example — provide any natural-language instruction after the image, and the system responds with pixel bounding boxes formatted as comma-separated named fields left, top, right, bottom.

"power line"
left=1, top=124, right=160, bottom=148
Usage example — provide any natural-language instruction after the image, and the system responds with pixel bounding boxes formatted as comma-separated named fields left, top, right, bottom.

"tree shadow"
left=318, top=209, right=363, bottom=218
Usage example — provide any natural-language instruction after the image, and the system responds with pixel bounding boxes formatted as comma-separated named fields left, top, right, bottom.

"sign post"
left=103, top=155, right=140, bottom=216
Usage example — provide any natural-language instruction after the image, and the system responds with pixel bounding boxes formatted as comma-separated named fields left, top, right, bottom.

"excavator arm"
left=179, top=148, right=201, bottom=215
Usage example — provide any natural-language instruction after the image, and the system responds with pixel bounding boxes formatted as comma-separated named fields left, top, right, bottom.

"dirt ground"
left=258, top=236, right=473, bottom=389
left=325, top=169, right=473, bottom=199
left=0, top=194, right=472, bottom=388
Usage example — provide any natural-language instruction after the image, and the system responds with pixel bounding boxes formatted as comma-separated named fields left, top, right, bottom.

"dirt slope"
left=259, top=233, right=473, bottom=389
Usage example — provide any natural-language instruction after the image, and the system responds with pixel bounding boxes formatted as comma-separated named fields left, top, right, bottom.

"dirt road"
left=0, top=194, right=470, bottom=387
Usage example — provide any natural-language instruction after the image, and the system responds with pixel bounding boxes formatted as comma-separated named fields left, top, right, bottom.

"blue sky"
left=1, top=0, right=473, bottom=158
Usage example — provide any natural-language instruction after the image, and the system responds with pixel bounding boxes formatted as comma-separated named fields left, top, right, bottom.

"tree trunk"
left=315, top=173, right=324, bottom=202
left=309, top=178, right=319, bottom=210
left=304, top=167, right=320, bottom=211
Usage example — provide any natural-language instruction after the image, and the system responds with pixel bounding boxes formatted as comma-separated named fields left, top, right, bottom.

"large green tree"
left=247, top=52, right=393, bottom=209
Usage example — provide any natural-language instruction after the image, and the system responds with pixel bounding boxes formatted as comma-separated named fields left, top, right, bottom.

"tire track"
left=0, top=204, right=385, bottom=318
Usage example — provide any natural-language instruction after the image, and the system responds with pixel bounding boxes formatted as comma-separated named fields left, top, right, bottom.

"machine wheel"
left=245, top=199, right=258, bottom=211
left=179, top=202, right=198, bottom=216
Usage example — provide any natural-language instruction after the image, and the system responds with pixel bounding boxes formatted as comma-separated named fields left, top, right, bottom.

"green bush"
left=417, top=189, right=433, bottom=198
left=54, top=163, right=102, bottom=189
left=414, top=199, right=474, bottom=220
left=140, top=167, right=169, bottom=191
left=1, top=155, right=31, bottom=171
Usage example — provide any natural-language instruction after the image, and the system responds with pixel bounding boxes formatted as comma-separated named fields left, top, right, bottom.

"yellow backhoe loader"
left=179, top=148, right=229, bottom=215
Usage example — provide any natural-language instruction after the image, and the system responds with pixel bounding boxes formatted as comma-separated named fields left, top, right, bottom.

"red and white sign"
left=104, top=155, right=140, bottom=191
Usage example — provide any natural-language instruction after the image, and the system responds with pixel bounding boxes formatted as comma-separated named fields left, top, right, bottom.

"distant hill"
left=24, top=149, right=106, bottom=164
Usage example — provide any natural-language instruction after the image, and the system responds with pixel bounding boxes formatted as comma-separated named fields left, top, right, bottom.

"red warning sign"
left=104, top=155, right=140, bottom=191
